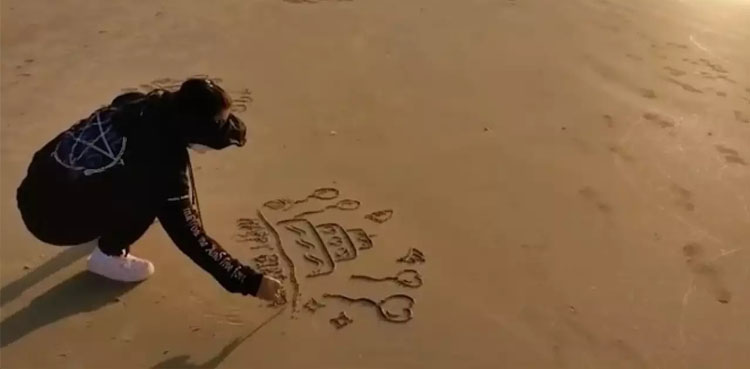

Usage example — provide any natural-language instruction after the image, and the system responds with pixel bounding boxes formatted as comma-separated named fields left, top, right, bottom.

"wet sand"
left=2, top=0, right=750, bottom=368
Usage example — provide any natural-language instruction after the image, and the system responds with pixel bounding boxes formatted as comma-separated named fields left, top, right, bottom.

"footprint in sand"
left=734, top=110, right=749, bottom=124
left=682, top=243, right=732, bottom=304
left=666, top=42, right=688, bottom=50
left=699, top=71, right=715, bottom=80
left=698, top=58, right=728, bottom=74
left=578, top=187, right=612, bottom=214
left=670, top=183, right=694, bottom=211
left=715, top=145, right=747, bottom=165
left=521, top=308, right=649, bottom=368
left=14, top=58, right=35, bottom=79
left=698, top=72, right=735, bottom=84
left=665, top=77, right=702, bottom=94
left=608, top=145, right=635, bottom=162
left=663, top=66, right=687, bottom=77
left=716, top=75, right=735, bottom=84
left=625, top=54, right=643, bottom=62
left=682, top=58, right=700, bottom=66
left=643, top=112, right=675, bottom=129
left=638, top=88, right=657, bottom=99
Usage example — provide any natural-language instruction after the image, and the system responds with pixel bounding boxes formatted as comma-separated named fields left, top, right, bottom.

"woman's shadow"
left=1, top=243, right=96, bottom=308
left=151, top=307, right=287, bottom=369
left=0, top=271, right=138, bottom=348
left=151, top=336, right=248, bottom=369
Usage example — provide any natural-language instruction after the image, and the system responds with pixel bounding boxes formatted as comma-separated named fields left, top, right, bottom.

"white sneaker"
left=87, top=247, right=155, bottom=282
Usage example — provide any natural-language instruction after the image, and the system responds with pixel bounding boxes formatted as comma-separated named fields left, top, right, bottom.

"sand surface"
left=2, top=0, right=750, bottom=368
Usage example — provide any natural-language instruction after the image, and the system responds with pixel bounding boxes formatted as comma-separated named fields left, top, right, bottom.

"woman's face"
left=217, top=108, right=231, bottom=122
left=187, top=107, right=246, bottom=152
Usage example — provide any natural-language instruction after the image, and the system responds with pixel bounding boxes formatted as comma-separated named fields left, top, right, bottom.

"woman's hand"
left=256, top=275, right=284, bottom=303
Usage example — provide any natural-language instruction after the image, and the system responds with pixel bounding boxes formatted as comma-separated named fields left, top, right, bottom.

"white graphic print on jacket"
left=52, top=106, right=127, bottom=176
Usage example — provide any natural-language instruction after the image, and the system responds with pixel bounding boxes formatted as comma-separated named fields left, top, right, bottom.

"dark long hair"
left=173, top=79, right=232, bottom=120
left=112, top=79, right=233, bottom=143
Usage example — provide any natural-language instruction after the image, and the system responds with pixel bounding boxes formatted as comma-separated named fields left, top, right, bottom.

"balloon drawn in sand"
left=263, top=188, right=340, bottom=211
left=235, top=187, right=426, bottom=329
left=323, top=293, right=415, bottom=323
left=292, top=199, right=361, bottom=219
left=351, top=269, right=423, bottom=288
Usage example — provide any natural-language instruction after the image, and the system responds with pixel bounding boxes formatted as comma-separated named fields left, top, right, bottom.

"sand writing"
left=251, top=254, right=286, bottom=283
left=258, top=211, right=300, bottom=312
left=234, top=187, right=422, bottom=326
left=235, top=218, right=271, bottom=250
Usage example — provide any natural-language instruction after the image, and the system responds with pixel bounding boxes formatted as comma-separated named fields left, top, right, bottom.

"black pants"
left=17, top=175, right=155, bottom=256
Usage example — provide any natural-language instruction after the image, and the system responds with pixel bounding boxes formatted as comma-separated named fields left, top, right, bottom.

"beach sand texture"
left=2, top=0, right=750, bottom=368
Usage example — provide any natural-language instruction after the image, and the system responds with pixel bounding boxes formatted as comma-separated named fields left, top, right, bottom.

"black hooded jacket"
left=16, top=91, right=262, bottom=296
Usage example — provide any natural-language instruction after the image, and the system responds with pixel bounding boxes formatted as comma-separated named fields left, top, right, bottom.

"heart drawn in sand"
left=379, top=294, right=415, bottom=323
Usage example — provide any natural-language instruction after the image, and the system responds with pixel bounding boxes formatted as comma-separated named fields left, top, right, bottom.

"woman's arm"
left=157, top=184, right=264, bottom=296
